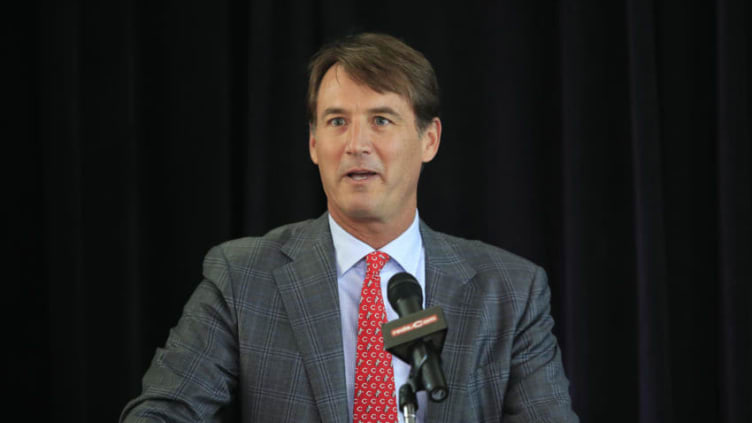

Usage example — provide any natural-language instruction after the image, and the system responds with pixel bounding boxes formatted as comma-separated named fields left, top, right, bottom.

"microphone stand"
left=399, top=379, right=418, bottom=423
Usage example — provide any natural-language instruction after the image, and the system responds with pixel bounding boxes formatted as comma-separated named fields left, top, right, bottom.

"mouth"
left=345, top=170, right=378, bottom=181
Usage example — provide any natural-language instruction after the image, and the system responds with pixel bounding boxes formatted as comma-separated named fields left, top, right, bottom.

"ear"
left=420, top=117, right=441, bottom=163
left=309, top=123, right=319, bottom=164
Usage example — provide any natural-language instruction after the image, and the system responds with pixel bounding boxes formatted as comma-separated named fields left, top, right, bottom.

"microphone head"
left=387, top=272, right=423, bottom=310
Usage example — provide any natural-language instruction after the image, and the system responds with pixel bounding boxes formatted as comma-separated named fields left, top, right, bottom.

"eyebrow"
left=368, top=107, right=402, bottom=120
left=320, top=107, right=347, bottom=119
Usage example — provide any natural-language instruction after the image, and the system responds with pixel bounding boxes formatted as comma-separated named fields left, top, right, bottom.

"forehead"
left=316, top=65, right=413, bottom=115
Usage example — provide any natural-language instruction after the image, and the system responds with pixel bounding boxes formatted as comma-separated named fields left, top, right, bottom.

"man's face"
left=309, top=65, right=440, bottom=227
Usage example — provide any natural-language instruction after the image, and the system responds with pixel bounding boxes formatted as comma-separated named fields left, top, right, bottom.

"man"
left=121, top=33, right=578, bottom=422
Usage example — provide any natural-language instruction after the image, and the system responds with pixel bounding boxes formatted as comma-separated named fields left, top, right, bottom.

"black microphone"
left=382, top=272, right=448, bottom=402
left=388, top=272, right=424, bottom=316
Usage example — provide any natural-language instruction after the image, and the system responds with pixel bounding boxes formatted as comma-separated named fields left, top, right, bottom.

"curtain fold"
left=716, top=0, right=752, bottom=421
left=626, top=0, right=673, bottom=421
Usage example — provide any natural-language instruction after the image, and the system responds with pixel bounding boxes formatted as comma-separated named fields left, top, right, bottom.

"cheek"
left=391, top=145, right=423, bottom=173
left=319, top=145, right=344, bottom=175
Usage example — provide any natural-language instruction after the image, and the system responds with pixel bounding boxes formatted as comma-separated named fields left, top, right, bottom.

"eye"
left=329, top=117, right=346, bottom=127
left=374, top=116, right=392, bottom=126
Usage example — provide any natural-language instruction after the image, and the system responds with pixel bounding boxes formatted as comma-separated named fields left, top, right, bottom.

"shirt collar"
left=328, top=211, right=423, bottom=277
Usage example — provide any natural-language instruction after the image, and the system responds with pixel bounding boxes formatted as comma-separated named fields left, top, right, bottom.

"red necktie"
left=353, top=251, right=397, bottom=423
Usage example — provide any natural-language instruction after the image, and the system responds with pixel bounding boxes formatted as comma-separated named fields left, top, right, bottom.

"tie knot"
left=366, top=251, right=390, bottom=273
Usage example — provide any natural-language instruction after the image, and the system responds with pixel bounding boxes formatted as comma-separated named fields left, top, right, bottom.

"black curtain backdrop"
left=9, top=0, right=751, bottom=422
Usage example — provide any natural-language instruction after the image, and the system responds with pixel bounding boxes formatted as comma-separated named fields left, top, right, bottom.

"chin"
left=339, top=202, right=382, bottom=221
left=344, top=208, right=378, bottom=221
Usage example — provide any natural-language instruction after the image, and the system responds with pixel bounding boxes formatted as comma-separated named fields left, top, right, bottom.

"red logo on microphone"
left=390, top=314, right=439, bottom=337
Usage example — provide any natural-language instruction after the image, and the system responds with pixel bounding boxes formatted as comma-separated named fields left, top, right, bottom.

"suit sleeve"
left=120, top=246, right=239, bottom=423
left=502, top=265, right=579, bottom=422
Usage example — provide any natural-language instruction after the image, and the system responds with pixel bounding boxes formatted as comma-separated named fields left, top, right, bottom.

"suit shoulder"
left=439, top=232, right=539, bottom=271
left=432, top=231, right=544, bottom=295
left=205, top=218, right=316, bottom=269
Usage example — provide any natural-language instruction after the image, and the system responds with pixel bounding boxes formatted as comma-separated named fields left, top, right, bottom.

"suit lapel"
left=420, top=222, right=478, bottom=422
left=420, top=222, right=476, bottom=308
left=273, top=214, right=348, bottom=423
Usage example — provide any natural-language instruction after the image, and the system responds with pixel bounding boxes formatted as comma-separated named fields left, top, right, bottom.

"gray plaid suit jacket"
left=121, top=213, right=578, bottom=422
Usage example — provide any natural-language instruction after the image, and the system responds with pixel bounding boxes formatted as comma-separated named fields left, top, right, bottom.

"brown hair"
left=307, top=33, right=440, bottom=133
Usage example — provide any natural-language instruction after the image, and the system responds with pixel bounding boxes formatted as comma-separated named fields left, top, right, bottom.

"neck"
left=328, top=207, right=416, bottom=250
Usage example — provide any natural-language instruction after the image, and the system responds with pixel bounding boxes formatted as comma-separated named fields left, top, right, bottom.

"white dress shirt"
left=328, top=211, right=428, bottom=423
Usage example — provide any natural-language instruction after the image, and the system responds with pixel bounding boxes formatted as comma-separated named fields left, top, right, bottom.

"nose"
left=345, top=118, right=371, bottom=155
